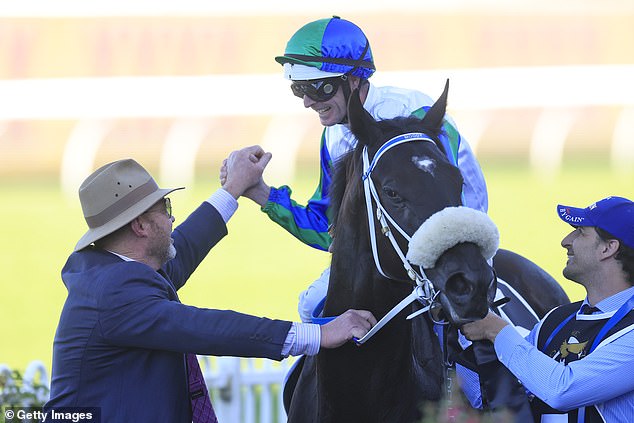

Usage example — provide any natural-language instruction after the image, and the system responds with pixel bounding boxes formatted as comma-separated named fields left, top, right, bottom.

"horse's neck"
left=329, top=215, right=416, bottom=313
left=329, top=250, right=405, bottom=313
left=322, top=232, right=444, bottom=422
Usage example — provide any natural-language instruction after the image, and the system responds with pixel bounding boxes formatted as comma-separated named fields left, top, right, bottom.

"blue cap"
left=557, top=196, right=634, bottom=248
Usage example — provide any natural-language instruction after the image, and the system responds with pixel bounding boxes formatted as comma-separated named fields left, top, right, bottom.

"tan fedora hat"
left=74, top=159, right=184, bottom=252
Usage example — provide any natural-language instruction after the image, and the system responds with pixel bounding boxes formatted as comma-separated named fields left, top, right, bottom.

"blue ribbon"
left=311, top=296, right=336, bottom=325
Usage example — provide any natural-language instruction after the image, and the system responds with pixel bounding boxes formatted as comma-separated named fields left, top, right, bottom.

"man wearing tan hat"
left=44, top=146, right=376, bottom=423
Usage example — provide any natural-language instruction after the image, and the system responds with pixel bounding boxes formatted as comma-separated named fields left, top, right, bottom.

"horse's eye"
left=382, top=187, right=400, bottom=199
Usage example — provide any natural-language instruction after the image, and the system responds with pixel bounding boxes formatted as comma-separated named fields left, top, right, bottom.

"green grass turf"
left=1, top=161, right=632, bottom=371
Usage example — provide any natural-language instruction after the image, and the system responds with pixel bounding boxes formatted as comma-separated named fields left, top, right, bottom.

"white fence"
left=0, top=361, right=50, bottom=407
left=0, top=357, right=295, bottom=423
left=200, top=356, right=293, bottom=423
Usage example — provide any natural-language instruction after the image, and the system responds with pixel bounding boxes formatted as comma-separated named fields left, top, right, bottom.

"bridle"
left=354, top=132, right=445, bottom=344
left=362, top=132, right=436, bottom=286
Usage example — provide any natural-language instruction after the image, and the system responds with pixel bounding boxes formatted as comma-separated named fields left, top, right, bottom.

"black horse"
left=285, top=81, right=569, bottom=423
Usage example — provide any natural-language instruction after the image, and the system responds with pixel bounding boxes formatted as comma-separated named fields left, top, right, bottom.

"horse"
left=285, top=80, right=570, bottom=423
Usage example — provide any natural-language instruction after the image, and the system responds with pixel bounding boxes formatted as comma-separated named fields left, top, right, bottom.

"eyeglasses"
left=146, top=197, right=172, bottom=219
left=163, top=197, right=172, bottom=219
left=290, top=76, right=345, bottom=102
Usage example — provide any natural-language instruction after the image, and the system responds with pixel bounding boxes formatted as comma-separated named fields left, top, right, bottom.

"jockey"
left=235, top=16, right=489, bottom=322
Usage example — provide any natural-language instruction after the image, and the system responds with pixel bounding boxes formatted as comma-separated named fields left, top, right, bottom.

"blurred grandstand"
left=0, top=0, right=633, bottom=192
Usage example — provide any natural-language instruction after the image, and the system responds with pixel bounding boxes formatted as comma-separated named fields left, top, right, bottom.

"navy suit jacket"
left=45, top=202, right=292, bottom=422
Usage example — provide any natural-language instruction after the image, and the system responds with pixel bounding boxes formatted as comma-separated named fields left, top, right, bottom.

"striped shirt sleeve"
left=281, top=322, right=321, bottom=357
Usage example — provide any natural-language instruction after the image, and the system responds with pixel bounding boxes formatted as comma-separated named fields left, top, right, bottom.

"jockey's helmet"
left=275, top=16, right=376, bottom=81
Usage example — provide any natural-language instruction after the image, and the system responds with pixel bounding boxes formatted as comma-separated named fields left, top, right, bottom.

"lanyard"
left=539, top=294, right=634, bottom=423
left=541, top=293, right=634, bottom=354
left=589, top=293, right=634, bottom=353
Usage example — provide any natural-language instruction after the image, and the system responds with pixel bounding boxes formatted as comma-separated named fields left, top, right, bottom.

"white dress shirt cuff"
left=282, top=322, right=321, bottom=357
left=205, top=188, right=238, bottom=223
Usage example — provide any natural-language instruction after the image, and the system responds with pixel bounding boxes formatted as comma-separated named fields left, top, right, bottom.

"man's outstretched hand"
left=320, top=309, right=377, bottom=349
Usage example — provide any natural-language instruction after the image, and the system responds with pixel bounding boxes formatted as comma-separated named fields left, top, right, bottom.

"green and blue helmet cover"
left=275, top=16, right=376, bottom=79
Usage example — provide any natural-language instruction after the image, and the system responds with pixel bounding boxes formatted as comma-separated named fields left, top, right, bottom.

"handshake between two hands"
left=220, top=145, right=272, bottom=204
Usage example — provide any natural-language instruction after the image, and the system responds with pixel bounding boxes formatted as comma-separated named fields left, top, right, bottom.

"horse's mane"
left=329, top=150, right=356, bottom=240
left=329, top=115, right=449, bottom=238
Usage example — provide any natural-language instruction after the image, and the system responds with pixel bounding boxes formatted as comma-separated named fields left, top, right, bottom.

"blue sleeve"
left=98, top=268, right=292, bottom=359
left=457, top=363, right=484, bottom=409
left=163, top=202, right=228, bottom=290
left=494, top=324, right=634, bottom=410
left=261, top=131, right=333, bottom=251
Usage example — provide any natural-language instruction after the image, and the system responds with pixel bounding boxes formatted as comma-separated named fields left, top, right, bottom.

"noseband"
left=354, top=132, right=443, bottom=344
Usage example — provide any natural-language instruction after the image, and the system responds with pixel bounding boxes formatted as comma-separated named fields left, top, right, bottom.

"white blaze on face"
left=411, top=155, right=436, bottom=175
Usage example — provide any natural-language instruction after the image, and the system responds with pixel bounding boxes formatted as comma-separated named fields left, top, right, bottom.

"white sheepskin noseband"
left=406, top=206, right=499, bottom=268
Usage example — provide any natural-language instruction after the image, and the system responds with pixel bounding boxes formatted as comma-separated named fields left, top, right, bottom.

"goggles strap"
left=283, top=53, right=375, bottom=70
left=347, top=38, right=372, bottom=77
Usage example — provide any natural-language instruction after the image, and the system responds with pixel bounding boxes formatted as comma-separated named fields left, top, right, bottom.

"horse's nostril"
left=447, top=274, right=473, bottom=297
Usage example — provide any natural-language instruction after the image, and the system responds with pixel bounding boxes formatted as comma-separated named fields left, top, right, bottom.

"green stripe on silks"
left=442, top=123, right=461, bottom=165
left=411, top=107, right=460, bottom=166
left=283, top=18, right=331, bottom=70
left=262, top=201, right=332, bottom=251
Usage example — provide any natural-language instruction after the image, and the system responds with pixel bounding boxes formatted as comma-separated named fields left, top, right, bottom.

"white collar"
left=106, top=249, right=134, bottom=262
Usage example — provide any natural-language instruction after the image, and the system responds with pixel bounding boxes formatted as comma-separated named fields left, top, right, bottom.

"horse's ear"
left=420, top=79, right=449, bottom=132
left=348, top=87, right=381, bottom=146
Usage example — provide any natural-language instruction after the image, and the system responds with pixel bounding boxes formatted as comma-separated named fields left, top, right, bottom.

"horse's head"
left=331, top=80, right=496, bottom=325
left=334, top=80, right=464, bottom=274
